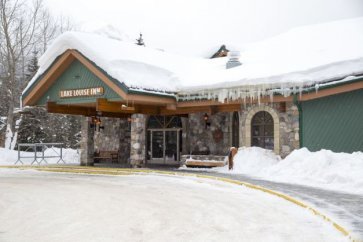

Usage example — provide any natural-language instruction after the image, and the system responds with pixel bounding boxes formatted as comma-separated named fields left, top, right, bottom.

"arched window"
left=232, top=112, right=239, bottom=147
left=251, top=111, right=274, bottom=150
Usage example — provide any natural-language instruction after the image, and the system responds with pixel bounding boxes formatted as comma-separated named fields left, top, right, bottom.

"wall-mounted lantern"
left=90, top=116, right=104, bottom=132
left=203, top=113, right=211, bottom=129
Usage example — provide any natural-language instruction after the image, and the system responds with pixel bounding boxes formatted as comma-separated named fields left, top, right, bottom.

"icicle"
left=269, top=90, right=274, bottom=103
left=315, top=83, right=320, bottom=93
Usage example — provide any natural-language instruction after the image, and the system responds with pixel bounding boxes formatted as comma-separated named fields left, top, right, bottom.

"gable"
left=36, top=59, right=122, bottom=105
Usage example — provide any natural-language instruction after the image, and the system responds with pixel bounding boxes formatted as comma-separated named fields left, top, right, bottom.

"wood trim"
left=177, top=96, right=293, bottom=108
left=96, top=98, right=161, bottom=115
left=299, top=81, right=363, bottom=101
left=24, top=51, right=75, bottom=106
left=47, top=102, right=131, bottom=118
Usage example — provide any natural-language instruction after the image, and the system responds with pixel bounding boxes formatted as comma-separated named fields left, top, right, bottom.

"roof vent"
left=226, top=51, right=242, bottom=69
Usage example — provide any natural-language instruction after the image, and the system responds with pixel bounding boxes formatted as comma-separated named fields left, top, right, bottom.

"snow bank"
left=24, top=17, right=363, bottom=102
left=210, top=147, right=363, bottom=194
left=0, top=147, right=80, bottom=165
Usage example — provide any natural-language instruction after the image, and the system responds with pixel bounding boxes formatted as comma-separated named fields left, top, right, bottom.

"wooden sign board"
left=59, top=87, right=104, bottom=98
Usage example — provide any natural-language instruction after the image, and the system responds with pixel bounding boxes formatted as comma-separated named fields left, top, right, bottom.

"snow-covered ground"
left=0, top=147, right=80, bottom=166
left=0, top=169, right=347, bottom=242
left=182, top=147, right=363, bottom=195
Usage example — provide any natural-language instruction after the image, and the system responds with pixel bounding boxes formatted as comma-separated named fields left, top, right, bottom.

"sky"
left=43, top=0, right=363, bottom=57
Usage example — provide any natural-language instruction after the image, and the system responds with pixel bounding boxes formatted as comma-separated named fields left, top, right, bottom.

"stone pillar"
left=130, top=114, right=146, bottom=167
left=80, top=116, right=94, bottom=166
left=119, top=118, right=131, bottom=163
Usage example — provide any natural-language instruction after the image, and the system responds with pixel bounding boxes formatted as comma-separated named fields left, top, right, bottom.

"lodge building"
left=21, top=29, right=363, bottom=166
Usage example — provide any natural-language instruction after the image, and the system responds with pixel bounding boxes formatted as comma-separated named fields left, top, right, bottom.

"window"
left=251, top=111, right=274, bottom=150
left=232, top=112, right=239, bottom=147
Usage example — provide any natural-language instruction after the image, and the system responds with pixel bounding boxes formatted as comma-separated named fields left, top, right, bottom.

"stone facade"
left=94, top=117, right=130, bottom=163
left=94, top=117, right=120, bottom=152
left=80, top=116, right=94, bottom=166
left=82, top=102, right=300, bottom=166
left=118, top=118, right=131, bottom=163
left=130, top=114, right=146, bottom=167
left=187, top=112, right=231, bottom=155
left=240, top=102, right=300, bottom=157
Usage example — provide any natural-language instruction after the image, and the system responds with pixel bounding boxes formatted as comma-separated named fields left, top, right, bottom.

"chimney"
left=226, top=51, right=242, bottom=69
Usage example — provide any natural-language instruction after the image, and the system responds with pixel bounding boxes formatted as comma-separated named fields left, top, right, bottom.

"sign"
left=59, top=87, right=104, bottom=98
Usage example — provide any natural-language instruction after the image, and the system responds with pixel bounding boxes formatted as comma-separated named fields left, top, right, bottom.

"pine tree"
left=135, top=33, right=145, bottom=46
left=25, top=49, right=39, bottom=81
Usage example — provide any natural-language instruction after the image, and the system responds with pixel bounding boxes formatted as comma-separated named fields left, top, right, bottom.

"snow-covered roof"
left=24, top=17, right=363, bottom=102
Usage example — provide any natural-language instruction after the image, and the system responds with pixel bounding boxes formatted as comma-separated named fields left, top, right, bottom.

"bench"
left=94, top=151, right=119, bottom=163
left=185, top=159, right=226, bottom=168
left=182, top=155, right=227, bottom=168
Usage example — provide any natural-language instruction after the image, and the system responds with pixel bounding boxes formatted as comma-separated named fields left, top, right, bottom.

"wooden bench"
left=185, top=159, right=226, bottom=168
left=94, top=151, right=119, bottom=163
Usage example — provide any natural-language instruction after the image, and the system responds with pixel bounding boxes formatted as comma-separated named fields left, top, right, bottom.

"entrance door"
left=147, top=116, right=182, bottom=164
left=148, top=129, right=181, bottom=164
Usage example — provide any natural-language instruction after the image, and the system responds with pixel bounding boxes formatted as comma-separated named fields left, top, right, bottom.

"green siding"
left=36, top=59, right=122, bottom=105
left=301, top=89, right=363, bottom=152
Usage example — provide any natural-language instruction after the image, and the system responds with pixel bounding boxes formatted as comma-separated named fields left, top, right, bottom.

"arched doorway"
left=251, top=111, right=274, bottom=150
left=232, top=112, right=239, bottom=147
left=146, top=116, right=182, bottom=165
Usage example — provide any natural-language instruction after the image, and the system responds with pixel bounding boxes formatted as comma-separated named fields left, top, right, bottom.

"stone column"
left=130, top=114, right=147, bottom=167
left=80, top=116, right=95, bottom=166
left=119, top=118, right=131, bottom=163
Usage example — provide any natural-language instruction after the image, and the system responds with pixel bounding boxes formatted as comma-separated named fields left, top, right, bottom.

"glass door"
left=151, top=131, right=164, bottom=160
left=148, top=129, right=181, bottom=164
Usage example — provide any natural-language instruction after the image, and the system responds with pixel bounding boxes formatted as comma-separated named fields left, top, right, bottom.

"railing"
left=15, top=143, right=65, bottom=165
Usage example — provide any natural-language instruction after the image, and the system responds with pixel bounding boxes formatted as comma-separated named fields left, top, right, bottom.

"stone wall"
left=240, top=102, right=299, bottom=157
left=118, top=118, right=131, bottom=163
left=130, top=114, right=146, bottom=167
left=94, top=117, right=131, bottom=163
left=94, top=117, right=120, bottom=152
left=80, top=116, right=94, bottom=166
left=188, top=112, right=231, bottom=155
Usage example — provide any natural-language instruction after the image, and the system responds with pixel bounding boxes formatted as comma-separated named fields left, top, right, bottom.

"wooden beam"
left=166, top=103, right=177, bottom=110
left=47, top=102, right=94, bottom=116
left=160, top=106, right=212, bottom=115
left=177, top=96, right=293, bottom=108
left=96, top=99, right=161, bottom=115
left=47, top=102, right=131, bottom=118
left=96, top=98, right=136, bottom=114
left=299, top=81, right=363, bottom=101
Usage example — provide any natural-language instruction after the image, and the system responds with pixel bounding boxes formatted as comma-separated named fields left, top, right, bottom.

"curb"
left=1, top=166, right=358, bottom=241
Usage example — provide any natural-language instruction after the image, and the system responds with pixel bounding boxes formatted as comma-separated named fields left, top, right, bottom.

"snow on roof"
left=24, top=17, right=363, bottom=101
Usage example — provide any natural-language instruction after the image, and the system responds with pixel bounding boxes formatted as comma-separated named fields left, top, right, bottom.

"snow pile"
left=229, top=147, right=280, bottom=173
left=210, top=147, right=363, bottom=194
left=24, top=17, right=363, bottom=102
left=0, top=147, right=80, bottom=165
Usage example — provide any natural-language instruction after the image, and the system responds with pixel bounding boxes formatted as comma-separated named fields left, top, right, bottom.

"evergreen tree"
left=25, top=49, right=39, bottom=81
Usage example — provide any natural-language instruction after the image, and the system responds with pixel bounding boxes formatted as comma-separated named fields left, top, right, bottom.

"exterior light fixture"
left=203, top=113, right=211, bottom=129
left=90, top=116, right=104, bottom=132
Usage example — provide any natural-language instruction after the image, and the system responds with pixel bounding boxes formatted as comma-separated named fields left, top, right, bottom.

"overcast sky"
left=44, top=0, right=363, bottom=57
